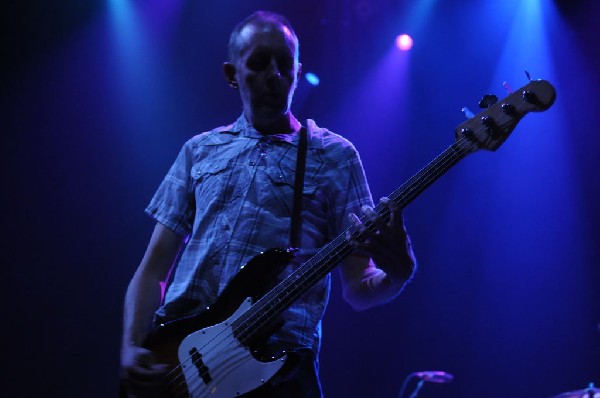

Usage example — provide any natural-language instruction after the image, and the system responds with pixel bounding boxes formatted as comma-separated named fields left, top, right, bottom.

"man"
left=121, top=11, right=416, bottom=398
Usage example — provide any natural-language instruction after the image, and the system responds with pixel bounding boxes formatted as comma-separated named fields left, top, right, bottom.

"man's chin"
left=253, top=105, right=289, bottom=120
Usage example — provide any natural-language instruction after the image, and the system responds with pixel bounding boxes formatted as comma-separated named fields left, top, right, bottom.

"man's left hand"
left=346, top=197, right=416, bottom=282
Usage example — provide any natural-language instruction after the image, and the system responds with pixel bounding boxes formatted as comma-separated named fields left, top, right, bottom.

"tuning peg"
left=478, top=94, right=498, bottom=109
left=482, top=115, right=501, bottom=138
left=522, top=90, right=540, bottom=104
left=503, top=81, right=513, bottom=94
left=461, top=106, right=475, bottom=119
left=525, top=70, right=531, bottom=82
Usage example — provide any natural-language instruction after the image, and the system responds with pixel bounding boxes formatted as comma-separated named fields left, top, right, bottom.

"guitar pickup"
left=189, top=347, right=213, bottom=384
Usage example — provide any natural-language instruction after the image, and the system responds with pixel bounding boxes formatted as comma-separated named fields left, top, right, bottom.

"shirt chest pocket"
left=190, top=158, right=232, bottom=204
left=265, top=162, right=319, bottom=196
left=260, top=156, right=323, bottom=221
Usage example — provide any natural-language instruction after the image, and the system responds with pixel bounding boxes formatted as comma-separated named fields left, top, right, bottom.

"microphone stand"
left=408, top=379, right=425, bottom=398
left=398, top=371, right=454, bottom=398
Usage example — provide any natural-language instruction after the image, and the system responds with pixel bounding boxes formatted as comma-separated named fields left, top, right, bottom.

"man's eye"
left=247, top=55, right=269, bottom=71
left=247, top=53, right=294, bottom=73
left=277, top=57, right=293, bottom=72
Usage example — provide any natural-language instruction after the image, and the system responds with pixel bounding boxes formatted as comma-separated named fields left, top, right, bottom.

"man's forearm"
left=122, top=269, right=163, bottom=349
left=343, top=260, right=414, bottom=311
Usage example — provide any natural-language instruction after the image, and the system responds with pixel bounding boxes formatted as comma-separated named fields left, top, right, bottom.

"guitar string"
left=210, top=100, right=529, bottom=372
left=164, top=134, right=477, bottom=398
left=164, top=131, right=483, bottom=397
left=173, top=140, right=481, bottom=397
left=165, top=130, right=486, bottom=397
left=230, top=140, right=473, bottom=332
left=189, top=84, right=552, bottom=396
left=163, top=98, right=527, bottom=397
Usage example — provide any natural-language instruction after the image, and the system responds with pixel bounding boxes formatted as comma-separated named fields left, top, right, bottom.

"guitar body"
left=143, top=248, right=295, bottom=398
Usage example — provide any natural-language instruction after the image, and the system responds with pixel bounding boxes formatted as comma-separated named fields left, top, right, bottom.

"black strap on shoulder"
left=290, top=126, right=308, bottom=249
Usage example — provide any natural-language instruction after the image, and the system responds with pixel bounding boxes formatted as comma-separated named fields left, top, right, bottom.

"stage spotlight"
left=395, top=34, right=413, bottom=51
left=305, top=72, right=320, bottom=86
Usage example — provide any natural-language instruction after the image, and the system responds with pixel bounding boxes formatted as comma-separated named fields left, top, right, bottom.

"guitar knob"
left=522, top=90, right=539, bottom=104
left=501, top=103, right=517, bottom=116
left=461, top=128, right=476, bottom=141
left=482, top=116, right=501, bottom=138
left=478, top=94, right=498, bottom=109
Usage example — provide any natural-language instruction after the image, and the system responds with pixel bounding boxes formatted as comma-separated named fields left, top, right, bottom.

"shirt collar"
left=222, top=114, right=324, bottom=149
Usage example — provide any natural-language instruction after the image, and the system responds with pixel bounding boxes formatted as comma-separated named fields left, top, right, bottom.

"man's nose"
left=267, top=58, right=281, bottom=79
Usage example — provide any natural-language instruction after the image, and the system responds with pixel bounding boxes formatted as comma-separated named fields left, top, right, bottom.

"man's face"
left=230, top=23, right=300, bottom=123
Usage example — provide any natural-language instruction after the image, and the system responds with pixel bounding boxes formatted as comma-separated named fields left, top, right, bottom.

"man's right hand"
left=120, top=345, right=169, bottom=398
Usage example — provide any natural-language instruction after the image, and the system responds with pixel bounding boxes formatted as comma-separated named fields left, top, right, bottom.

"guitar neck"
left=389, top=139, right=473, bottom=211
left=233, top=138, right=475, bottom=340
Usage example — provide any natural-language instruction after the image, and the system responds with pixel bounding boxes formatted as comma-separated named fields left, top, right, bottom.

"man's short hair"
left=228, top=11, right=299, bottom=62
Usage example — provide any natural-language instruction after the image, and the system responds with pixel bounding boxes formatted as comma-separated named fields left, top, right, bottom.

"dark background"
left=3, top=0, right=599, bottom=397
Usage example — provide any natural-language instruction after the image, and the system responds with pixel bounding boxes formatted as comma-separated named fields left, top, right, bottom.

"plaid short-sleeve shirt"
left=146, top=115, right=374, bottom=353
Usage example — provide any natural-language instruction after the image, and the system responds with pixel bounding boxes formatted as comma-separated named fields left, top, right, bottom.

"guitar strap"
left=290, top=126, right=307, bottom=249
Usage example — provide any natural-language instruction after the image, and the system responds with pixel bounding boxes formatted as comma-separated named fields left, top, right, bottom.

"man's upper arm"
left=139, top=222, right=185, bottom=280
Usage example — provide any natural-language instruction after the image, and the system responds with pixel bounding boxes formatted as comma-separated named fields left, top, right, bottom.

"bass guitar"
left=138, top=79, right=556, bottom=397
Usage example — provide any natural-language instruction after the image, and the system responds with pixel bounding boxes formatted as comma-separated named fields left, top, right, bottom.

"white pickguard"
left=178, top=298, right=287, bottom=397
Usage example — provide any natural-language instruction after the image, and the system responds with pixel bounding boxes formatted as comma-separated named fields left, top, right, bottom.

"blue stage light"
left=305, top=72, right=320, bottom=86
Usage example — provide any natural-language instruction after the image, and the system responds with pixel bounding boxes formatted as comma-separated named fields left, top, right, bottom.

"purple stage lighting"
left=395, top=34, right=413, bottom=51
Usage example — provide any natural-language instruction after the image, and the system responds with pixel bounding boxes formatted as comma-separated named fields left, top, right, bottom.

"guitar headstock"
left=455, top=79, right=556, bottom=152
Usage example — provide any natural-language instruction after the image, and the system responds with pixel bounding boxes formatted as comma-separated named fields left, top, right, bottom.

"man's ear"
left=223, top=62, right=238, bottom=88
left=292, top=62, right=302, bottom=92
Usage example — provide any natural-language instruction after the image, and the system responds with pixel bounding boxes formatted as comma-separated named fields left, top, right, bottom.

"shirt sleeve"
left=145, top=140, right=195, bottom=237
